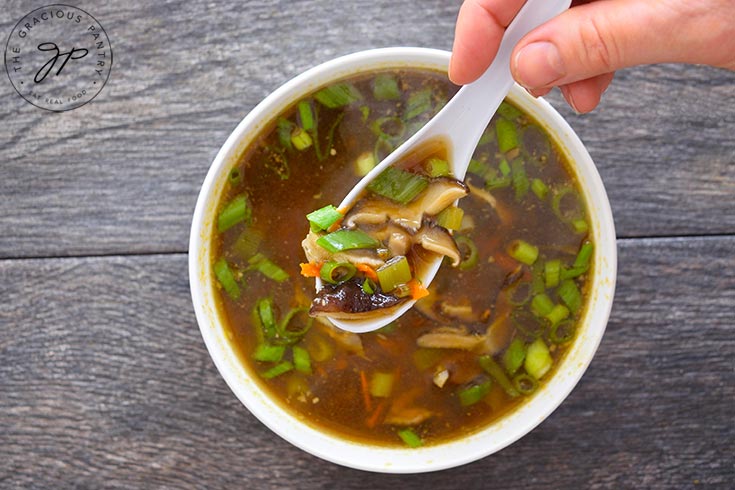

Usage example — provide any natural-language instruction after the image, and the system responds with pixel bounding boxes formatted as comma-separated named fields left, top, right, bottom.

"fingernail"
left=560, top=86, right=580, bottom=114
left=514, top=42, right=566, bottom=89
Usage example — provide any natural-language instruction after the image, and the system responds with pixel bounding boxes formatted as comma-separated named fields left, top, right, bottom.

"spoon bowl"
left=321, top=0, right=572, bottom=333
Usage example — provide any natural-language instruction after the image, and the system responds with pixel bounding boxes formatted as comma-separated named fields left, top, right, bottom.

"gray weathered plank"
left=1, top=1, right=734, bottom=259
left=1, top=236, right=733, bottom=488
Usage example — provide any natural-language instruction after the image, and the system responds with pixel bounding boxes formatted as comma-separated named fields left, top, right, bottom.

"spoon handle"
left=426, top=0, right=573, bottom=178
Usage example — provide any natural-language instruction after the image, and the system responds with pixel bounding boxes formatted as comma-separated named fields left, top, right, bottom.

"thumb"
left=511, top=0, right=735, bottom=90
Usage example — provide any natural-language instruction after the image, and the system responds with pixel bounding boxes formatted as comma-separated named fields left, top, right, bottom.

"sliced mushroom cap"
left=414, top=224, right=461, bottom=266
left=309, top=280, right=406, bottom=319
left=418, top=177, right=469, bottom=216
left=417, top=326, right=486, bottom=351
left=301, top=230, right=385, bottom=270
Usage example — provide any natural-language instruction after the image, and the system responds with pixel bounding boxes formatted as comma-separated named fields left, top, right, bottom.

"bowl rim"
left=189, top=47, right=617, bottom=474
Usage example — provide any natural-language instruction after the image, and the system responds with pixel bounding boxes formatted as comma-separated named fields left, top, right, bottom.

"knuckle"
left=578, top=17, right=620, bottom=73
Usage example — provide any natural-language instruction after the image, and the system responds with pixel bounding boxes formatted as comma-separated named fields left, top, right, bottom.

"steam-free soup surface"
left=212, top=69, right=593, bottom=447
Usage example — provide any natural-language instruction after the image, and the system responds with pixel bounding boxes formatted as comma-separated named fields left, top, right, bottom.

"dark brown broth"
left=212, top=69, right=592, bottom=447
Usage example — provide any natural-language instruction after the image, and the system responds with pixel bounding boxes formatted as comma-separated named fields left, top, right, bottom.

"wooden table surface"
left=2, top=1, right=733, bottom=488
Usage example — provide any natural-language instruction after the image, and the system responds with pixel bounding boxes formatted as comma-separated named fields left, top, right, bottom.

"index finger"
left=449, top=0, right=528, bottom=85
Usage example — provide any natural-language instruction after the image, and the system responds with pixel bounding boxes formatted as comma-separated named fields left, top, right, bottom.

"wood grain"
left=1, top=1, right=733, bottom=259
left=1, top=237, right=733, bottom=488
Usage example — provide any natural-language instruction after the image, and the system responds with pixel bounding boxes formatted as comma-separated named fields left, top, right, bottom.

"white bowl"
left=189, top=47, right=617, bottom=473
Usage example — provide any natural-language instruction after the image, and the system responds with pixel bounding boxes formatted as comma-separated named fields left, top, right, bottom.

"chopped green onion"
left=544, top=259, right=562, bottom=288
left=393, top=283, right=412, bottom=298
left=412, top=348, right=443, bottom=371
left=552, top=186, right=585, bottom=224
left=531, top=293, right=555, bottom=317
left=404, top=89, right=432, bottom=120
left=458, top=379, right=492, bottom=406
left=367, top=166, right=428, bottom=204
left=355, top=151, right=376, bottom=176
left=262, top=361, right=293, bottom=379
left=496, top=119, right=519, bottom=153
left=264, top=145, right=290, bottom=180
left=229, top=168, right=242, bottom=186
left=485, top=168, right=512, bottom=190
left=255, top=297, right=277, bottom=340
left=531, top=259, right=546, bottom=295
left=316, top=229, right=381, bottom=253
left=234, top=230, right=262, bottom=259
left=291, top=127, right=313, bottom=151
left=277, top=118, right=295, bottom=151
left=550, top=320, right=576, bottom=344
left=376, top=255, right=412, bottom=292
left=468, top=158, right=491, bottom=178
left=373, top=74, right=401, bottom=101
left=424, top=157, right=450, bottom=177
left=503, top=338, right=527, bottom=376
left=314, top=111, right=345, bottom=162
left=360, top=105, right=370, bottom=122
left=506, top=280, right=532, bottom=307
left=525, top=338, right=553, bottom=379
left=314, top=82, right=362, bottom=108
left=374, top=136, right=394, bottom=162
left=248, top=253, right=290, bottom=282
left=436, top=206, right=464, bottom=231
left=397, top=428, right=423, bottom=448
left=277, top=307, right=312, bottom=344
left=574, top=241, right=594, bottom=269
left=507, top=239, right=539, bottom=265
left=218, top=194, right=252, bottom=232
left=307, top=205, right=343, bottom=232
left=511, top=158, right=529, bottom=200
left=455, top=235, right=479, bottom=271
left=572, top=219, right=589, bottom=234
left=369, top=372, right=395, bottom=398
left=214, top=258, right=240, bottom=300
left=297, top=100, right=314, bottom=131
left=497, top=102, right=523, bottom=120
left=362, top=278, right=376, bottom=294
left=479, top=355, right=519, bottom=397
left=371, top=116, right=406, bottom=141
left=557, top=279, right=582, bottom=313
left=499, top=159, right=511, bottom=176
left=320, top=261, right=357, bottom=284
left=292, top=345, right=312, bottom=374
left=253, top=344, right=285, bottom=363
left=545, top=304, right=570, bottom=327
left=531, top=178, right=548, bottom=200
left=513, top=373, right=538, bottom=395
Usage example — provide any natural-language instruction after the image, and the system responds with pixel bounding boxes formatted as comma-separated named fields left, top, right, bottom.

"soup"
left=211, top=69, right=593, bottom=448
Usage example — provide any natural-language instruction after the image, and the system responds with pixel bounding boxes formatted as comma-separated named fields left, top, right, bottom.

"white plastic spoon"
left=320, top=0, right=571, bottom=333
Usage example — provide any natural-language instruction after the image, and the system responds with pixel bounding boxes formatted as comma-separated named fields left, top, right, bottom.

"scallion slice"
left=397, top=428, right=423, bottom=448
left=503, top=338, right=526, bottom=376
left=292, top=345, right=312, bottom=374
left=497, top=101, right=522, bottom=120
left=513, top=373, right=538, bottom=395
left=229, top=168, right=242, bottom=186
left=376, top=256, right=412, bottom=293
left=277, top=307, right=312, bottom=344
left=291, top=127, right=313, bottom=151
left=255, top=297, right=277, bottom=340
left=367, top=166, right=428, bottom=204
left=404, top=89, right=432, bottom=120
left=298, top=100, right=314, bottom=131
left=369, top=372, right=395, bottom=398
left=545, top=304, right=570, bottom=327
left=307, top=205, right=343, bottom=232
left=373, top=73, right=401, bottom=100
left=479, top=355, right=519, bottom=397
left=456, top=235, right=479, bottom=270
left=248, top=253, right=289, bottom=283
left=436, top=206, right=464, bottom=231
left=253, top=344, right=286, bottom=363
left=457, top=379, right=492, bottom=406
left=261, top=361, right=293, bottom=379
left=511, top=158, right=529, bottom=200
left=316, top=229, right=380, bottom=253
left=531, top=178, right=548, bottom=200
left=530, top=293, right=554, bottom=317
left=544, top=259, right=562, bottom=288
left=362, top=278, right=376, bottom=294
left=557, top=279, right=582, bottom=313
left=214, top=258, right=240, bottom=300
left=507, top=239, right=539, bottom=265
left=524, top=338, right=553, bottom=379
left=355, top=151, right=376, bottom=177
left=424, top=157, right=450, bottom=177
left=319, top=262, right=357, bottom=284
left=217, top=194, right=252, bottom=232
left=496, top=119, right=519, bottom=153
left=550, top=320, right=576, bottom=344
left=314, top=83, right=362, bottom=108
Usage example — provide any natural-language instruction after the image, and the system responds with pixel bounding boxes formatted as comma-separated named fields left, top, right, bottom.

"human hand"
left=449, top=0, right=735, bottom=113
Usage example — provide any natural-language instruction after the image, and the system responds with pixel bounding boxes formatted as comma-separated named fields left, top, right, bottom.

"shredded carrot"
left=356, top=263, right=378, bottom=282
left=359, top=371, right=372, bottom=412
left=300, top=262, right=323, bottom=278
left=327, top=217, right=344, bottom=233
left=408, top=279, right=430, bottom=300
left=366, top=400, right=387, bottom=429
